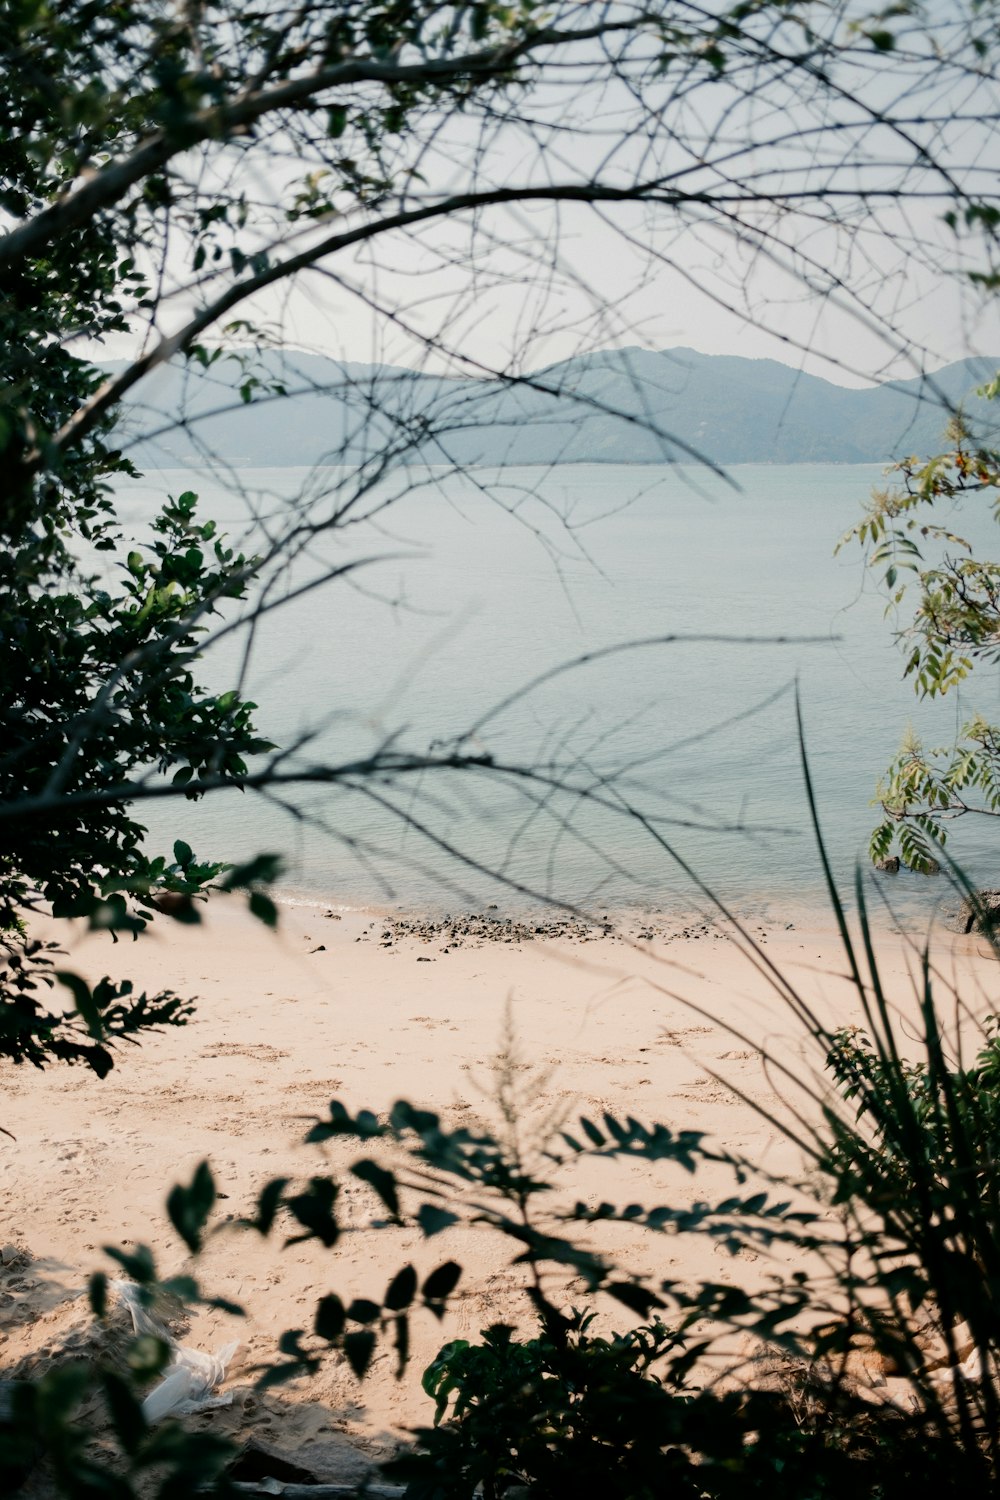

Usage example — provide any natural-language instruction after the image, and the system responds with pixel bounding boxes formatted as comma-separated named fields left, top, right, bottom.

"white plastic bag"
left=112, top=1279, right=239, bottom=1421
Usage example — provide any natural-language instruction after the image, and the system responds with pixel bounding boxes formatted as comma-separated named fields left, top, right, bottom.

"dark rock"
left=874, top=856, right=900, bottom=873
left=376, top=910, right=597, bottom=949
left=952, top=888, right=1000, bottom=935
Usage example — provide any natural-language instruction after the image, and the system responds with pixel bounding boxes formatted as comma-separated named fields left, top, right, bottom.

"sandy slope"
left=1, top=896, right=994, bottom=1484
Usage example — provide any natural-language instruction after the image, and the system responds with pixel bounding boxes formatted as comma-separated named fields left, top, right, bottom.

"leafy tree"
left=844, top=400, right=1000, bottom=872
left=3, top=0, right=999, bottom=1064
left=0, top=477, right=279, bottom=1070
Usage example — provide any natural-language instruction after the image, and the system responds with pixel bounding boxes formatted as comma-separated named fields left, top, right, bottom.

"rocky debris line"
left=347, top=909, right=747, bottom=949
left=626, top=916, right=728, bottom=943
left=357, top=910, right=613, bottom=949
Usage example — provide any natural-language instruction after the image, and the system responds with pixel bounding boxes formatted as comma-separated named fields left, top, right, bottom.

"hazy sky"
left=224, top=8, right=1000, bottom=389
left=87, top=2, right=1000, bottom=391
left=269, top=199, right=1000, bottom=389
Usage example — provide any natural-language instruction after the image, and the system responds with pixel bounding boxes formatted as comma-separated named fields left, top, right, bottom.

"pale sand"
left=1, top=897, right=995, bottom=1480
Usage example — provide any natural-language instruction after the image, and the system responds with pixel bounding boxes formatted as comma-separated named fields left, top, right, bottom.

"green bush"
left=386, top=1314, right=709, bottom=1499
left=387, top=1309, right=980, bottom=1500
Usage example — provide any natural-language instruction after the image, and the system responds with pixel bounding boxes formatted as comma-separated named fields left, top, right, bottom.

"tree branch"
left=0, top=17, right=643, bottom=273
left=45, top=177, right=709, bottom=467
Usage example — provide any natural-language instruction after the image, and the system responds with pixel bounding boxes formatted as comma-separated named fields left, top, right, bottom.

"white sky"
left=87, top=3, right=1000, bottom=392
left=268, top=202, right=1000, bottom=389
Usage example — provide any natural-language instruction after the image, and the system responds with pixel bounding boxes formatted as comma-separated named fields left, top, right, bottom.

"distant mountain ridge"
left=111, top=346, right=1000, bottom=469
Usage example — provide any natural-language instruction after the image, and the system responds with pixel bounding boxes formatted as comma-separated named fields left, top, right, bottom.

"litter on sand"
left=113, top=1279, right=239, bottom=1422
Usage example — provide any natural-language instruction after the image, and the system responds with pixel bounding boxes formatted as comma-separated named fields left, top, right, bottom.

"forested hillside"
left=115, top=346, right=1000, bottom=469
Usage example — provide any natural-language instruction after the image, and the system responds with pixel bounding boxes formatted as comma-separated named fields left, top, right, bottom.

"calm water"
left=117, top=462, right=1000, bottom=919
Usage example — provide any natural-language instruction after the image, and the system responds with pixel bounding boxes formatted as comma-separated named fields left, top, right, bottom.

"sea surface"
left=115, top=461, right=1000, bottom=921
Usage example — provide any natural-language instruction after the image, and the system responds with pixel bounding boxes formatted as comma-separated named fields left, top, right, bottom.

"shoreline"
left=268, top=874, right=966, bottom=939
left=2, top=896, right=994, bottom=1483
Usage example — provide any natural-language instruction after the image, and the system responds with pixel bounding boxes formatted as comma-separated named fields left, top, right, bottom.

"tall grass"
left=390, top=720, right=1000, bottom=1494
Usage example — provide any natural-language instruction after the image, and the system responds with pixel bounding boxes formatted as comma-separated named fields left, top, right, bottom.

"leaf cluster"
left=842, top=400, right=1000, bottom=868
left=823, top=1008, right=1000, bottom=1366
left=386, top=1309, right=971, bottom=1500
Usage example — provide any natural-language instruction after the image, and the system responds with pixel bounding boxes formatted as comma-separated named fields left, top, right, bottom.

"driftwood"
left=228, top=1489, right=532, bottom=1500
left=228, top=1486, right=407, bottom=1499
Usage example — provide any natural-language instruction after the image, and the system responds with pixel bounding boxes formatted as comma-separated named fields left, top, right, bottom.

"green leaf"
left=351, top=1159, right=400, bottom=1219
left=35, top=1363, right=90, bottom=1420
left=346, top=1297, right=381, bottom=1325
left=167, top=895, right=202, bottom=924
left=88, top=896, right=144, bottom=935
left=102, top=1370, right=147, bottom=1455
left=55, top=970, right=103, bottom=1041
left=220, top=853, right=284, bottom=890
left=343, top=1329, right=376, bottom=1379
left=250, top=1176, right=288, bottom=1235
left=416, top=1203, right=459, bottom=1238
left=314, top=1293, right=346, bottom=1342
left=606, top=1281, right=665, bottom=1316
left=104, top=1243, right=156, bottom=1283
left=127, top=1334, right=171, bottom=1379
left=89, top=1271, right=108, bottom=1319
left=384, top=1264, right=417, bottom=1311
left=248, top=890, right=278, bottom=928
left=421, top=1261, right=462, bottom=1306
left=167, top=1160, right=216, bottom=1253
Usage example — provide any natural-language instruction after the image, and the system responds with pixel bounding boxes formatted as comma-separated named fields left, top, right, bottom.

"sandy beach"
left=2, top=895, right=995, bottom=1484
